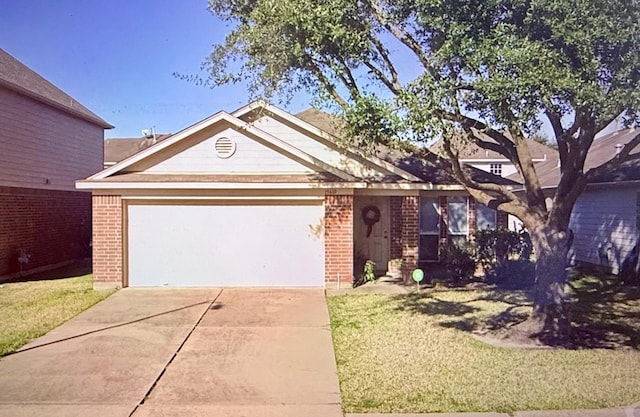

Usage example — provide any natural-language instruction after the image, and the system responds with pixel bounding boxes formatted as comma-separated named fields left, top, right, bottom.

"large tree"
left=204, top=0, right=640, bottom=343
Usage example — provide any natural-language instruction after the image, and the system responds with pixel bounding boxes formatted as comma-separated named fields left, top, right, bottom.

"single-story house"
left=0, top=48, right=112, bottom=280
left=78, top=102, right=513, bottom=289
left=528, top=128, right=640, bottom=276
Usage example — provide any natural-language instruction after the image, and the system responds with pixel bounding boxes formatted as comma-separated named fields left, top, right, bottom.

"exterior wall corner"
left=92, top=194, right=123, bottom=287
left=325, top=194, right=354, bottom=284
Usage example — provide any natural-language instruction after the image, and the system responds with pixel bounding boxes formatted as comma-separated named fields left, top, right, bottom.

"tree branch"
left=365, top=0, right=440, bottom=81
left=305, top=59, right=350, bottom=110
left=369, top=35, right=402, bottom=92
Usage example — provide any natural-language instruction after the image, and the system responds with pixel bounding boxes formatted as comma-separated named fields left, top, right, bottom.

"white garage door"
left=127, top=201, right=325, bottom=287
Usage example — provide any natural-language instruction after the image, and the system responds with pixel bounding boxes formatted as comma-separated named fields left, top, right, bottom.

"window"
left=490, top=163, right=502, bottom=176
left=419, top=197, right=440, bottom=261
left=447, top=196, right=468, bottom=235
left=477, top=203, right=497, bottom=230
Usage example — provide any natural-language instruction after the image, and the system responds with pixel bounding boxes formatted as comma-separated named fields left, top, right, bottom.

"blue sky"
left=0, top=0, right=312, bottom=138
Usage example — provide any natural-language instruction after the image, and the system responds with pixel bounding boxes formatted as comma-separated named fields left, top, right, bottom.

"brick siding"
left=325, top=194, right=353, bottom=283
left=0, top=186, right=91, bottom=279
left=497, top=210, right=508, bottom=229
left=400, top=196, right=419, bottom=282
left=92, top=195, right=122, bottom=289
left=390, top=196, right=403, bottom=259
left=468, top=196, right=477, bottom=241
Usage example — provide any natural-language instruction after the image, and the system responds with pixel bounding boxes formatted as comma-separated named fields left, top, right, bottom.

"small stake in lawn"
left=412, top=268, right=424, bottom=291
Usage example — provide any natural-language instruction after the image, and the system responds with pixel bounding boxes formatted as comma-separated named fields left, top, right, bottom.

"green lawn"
left=0, top=264, right=116, bottom=356
left=327, top=272, right=640, bottom=413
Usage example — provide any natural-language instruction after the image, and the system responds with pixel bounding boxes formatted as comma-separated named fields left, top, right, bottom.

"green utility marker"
left=412, top=268, right=424, bottom=290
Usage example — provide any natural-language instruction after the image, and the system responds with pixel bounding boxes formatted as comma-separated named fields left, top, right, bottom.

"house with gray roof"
left=0, top=48, right=112, bottom=279
left=79, top=101, right=516, bottom=289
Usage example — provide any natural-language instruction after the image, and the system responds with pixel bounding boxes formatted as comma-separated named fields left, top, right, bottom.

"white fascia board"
left=89, top=110, right=356, bottom=182
left=76, top=181, right=368, bottom=190
left=89, top=111, right=231, bottom=180
left=234, top=102, right=423, bottom=182
left=121, top=195, right=325, bottom=201
left=460, top=158, right=547, bottom=163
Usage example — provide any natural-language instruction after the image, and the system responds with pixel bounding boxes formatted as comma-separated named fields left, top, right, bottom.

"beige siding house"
left=0, top=48, right=112, bottom=279
left=79, top=102, right=513, bottom=289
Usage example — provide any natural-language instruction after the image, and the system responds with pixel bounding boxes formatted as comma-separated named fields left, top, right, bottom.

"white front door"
left=354, top=196, right=390, bottom=272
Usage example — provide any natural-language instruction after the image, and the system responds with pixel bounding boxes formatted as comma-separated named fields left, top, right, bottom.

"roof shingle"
left=0, top=48, right=112, bottom=129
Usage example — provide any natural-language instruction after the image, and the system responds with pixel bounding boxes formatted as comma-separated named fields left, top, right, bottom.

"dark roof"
left=429, top=131, right=555, bottom=161
left=104, top=134, right=172, bottom=164
left=296, top=108, right=517, bottom=186
left=520, top=128, right=640, bottom=187
left=295, top=108, right=345, bottom=137
left=0, top=48, right=112, bottom=129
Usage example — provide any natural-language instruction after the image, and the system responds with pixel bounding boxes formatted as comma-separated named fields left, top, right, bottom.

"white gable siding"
left=467, top=162, right=518, bottom=178
left=569, top=187, right=639, bottom=274
left=253, top=116, right=385, bottom=179
left=145, top=127, right=312, bottom=174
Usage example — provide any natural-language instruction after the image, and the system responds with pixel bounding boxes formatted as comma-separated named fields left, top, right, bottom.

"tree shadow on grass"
left=568, top=268, right=640, bottom=349
left=391, top=267, right=640, bottom=350
left=391, top=291, right=530, bottom=333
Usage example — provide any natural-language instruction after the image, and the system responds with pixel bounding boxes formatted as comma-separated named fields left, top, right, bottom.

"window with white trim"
left=419, top=197, right=440, bottom=261
left=490, top=163, right=502, bottom=176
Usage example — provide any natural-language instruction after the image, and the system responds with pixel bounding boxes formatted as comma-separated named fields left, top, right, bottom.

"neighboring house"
left=431, top=132, right=558, bottom=230
left=430, top=132, right=556, bottom=178
left=77, top=101, right=514, bottom=289
left=0, top=48, right=112, bottom=279
left=532, top=128, right=640, bottom=275
left=104, top=133, right=171, bottom=168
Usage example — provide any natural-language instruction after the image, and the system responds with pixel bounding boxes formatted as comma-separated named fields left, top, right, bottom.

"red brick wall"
left=438, top=196, right=449, bottom=251
left=497, top=210, right=508, bottom=229
left=390, top=196, right=403, bottom=259
left=0, top=186, right=91, bottom=278
left=468, top=196, right=477, bottom=241
left=400, top=196, right=419, bottom=282
left=92, top=195, right=123, bottom=288
left=325, top=194, right=353, bottom=283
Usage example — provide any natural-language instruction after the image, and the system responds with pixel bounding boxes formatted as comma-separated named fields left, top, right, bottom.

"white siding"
left=0, top=87, right=104, bottom=191
left=569, top=187, right=639, bottom=274
left=468, top=162, right=518, bottom=178
left=253, top=116, right=385, bottom=179
left=145, top=127, right=312, bottom=173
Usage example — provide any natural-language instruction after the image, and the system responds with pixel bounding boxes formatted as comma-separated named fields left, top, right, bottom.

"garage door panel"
left=127, top=203, right=324, bottom=287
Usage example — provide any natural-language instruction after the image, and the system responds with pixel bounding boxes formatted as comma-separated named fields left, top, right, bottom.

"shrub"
left=474, top=228, right=532, bottom=270
left=353, top=251, right=376, bottom=287
left=440, top=239, right=476, bottom=282
left=474, top=228, right=534, bottom=287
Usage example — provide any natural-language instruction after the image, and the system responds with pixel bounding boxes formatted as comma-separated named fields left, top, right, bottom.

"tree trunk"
left=526, top=225, right=572, bottom=344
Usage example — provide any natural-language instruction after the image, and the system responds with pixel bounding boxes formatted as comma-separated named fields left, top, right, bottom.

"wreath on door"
left=361, top=205, right=381, bottom=237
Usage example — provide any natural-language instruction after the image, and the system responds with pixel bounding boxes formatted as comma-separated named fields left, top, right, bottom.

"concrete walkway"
left=0, top=287, right=634, bottom=417
left=0, top=288, right=342, bottom=417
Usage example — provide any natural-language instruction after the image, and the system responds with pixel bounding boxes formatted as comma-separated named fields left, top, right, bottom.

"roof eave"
left=0, top=79, right=113, bottom=129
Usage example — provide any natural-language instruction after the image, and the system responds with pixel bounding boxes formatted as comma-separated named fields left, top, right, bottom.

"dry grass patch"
left=328, top=280, right=640, bottom=413
left=0, top=266, right=115, bottom=356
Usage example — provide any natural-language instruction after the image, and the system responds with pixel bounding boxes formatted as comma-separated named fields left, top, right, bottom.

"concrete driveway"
left=0, top=288, right=342, bottom=417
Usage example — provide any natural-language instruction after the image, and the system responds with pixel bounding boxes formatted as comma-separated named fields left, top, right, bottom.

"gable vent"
left=214, top=137, right=236, bottom=158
